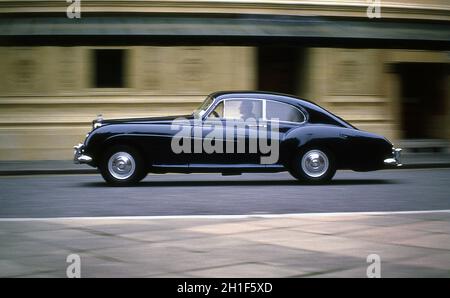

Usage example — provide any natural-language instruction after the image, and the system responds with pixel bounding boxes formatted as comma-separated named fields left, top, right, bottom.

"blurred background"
left=0, top=0, right=449, bottom=161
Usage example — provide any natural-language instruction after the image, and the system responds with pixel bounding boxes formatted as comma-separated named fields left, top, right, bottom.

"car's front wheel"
left=99, top=145, right=146, bottom=186
left=289, top=148, right=336, bottom=184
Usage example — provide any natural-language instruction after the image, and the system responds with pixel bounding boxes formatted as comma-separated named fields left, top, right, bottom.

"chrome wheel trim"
left=301, top=149, right=329, bottom=178
left=107, top=152, right=136, bottom=180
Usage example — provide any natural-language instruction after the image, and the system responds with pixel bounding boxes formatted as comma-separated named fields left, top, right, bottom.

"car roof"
left=210, top=90, right=323, bottom=111
left=209, top=90, right=355, bottom=129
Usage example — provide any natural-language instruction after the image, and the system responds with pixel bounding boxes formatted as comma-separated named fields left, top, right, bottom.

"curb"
left=0, top=164, right=450, bottom=176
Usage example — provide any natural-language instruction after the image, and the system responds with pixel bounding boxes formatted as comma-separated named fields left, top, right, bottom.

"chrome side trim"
left=151, top=164, right=284, bottom=169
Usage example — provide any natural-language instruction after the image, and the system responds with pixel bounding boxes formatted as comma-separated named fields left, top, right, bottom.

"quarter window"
left=266, top=101, right=305, bottom=123
left=208, top=102, right=224, bottom=119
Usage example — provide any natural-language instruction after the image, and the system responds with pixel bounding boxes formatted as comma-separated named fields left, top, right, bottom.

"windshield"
left=193, top=95, right=214, bottom=118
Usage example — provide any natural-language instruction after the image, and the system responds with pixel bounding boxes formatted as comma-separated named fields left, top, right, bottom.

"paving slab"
left=1, top=212, right=449, bottom=277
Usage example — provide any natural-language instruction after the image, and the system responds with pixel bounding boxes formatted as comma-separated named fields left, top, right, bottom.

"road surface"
left=1, top=168, right=449, bottom=218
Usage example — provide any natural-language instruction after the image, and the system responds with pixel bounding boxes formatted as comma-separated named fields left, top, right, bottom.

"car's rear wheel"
left=289, top=148, right=336, bottom=184
left=99, top=145, right=146, bottom=186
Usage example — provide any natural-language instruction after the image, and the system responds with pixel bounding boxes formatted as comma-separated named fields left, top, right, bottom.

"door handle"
left=339, top=133, right=350, bottom=139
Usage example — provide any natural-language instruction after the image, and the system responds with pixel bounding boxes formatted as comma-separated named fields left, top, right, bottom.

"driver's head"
left=239, top=101, right=254, bottom=118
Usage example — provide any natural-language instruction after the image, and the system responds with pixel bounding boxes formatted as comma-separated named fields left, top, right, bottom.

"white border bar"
left=1, top=209, right=450, bottom=222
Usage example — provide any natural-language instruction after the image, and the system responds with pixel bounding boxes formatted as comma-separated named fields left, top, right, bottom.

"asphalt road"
left=0, top=169, right=449, bottom=218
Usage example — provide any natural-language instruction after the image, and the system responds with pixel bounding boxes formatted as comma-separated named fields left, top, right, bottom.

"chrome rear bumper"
left=73, top=143, right=92, bottom=164
left=384, top=148, right=402, bottom=167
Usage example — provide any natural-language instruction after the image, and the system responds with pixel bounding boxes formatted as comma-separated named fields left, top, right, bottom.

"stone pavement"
left=1, top=212, right=450, bottom=278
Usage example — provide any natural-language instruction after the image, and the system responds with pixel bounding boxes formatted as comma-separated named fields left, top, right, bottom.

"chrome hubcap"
left=301, top=149, right=329, bottom=178
left=108, top=152, right=136, bottom=180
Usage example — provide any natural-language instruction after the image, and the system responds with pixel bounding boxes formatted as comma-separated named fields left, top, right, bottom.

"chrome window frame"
left=264, top=99, right=308, bottom=125
left=203, top=97, right=308, bottom=125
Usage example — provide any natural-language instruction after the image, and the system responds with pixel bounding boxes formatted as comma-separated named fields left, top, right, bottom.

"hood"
left=97, top=114, right=194, bottom=126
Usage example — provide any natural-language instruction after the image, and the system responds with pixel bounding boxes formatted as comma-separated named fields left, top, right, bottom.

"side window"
left=207, top=102, right=223, bottom=119
left=224, top=99, right=263, bottom=121
left=266, top=101, right=305, bottom=123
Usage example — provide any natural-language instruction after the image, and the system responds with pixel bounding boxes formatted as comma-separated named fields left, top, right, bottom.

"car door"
left=189, top=98, right=264, bottom=166
left=224, top=99, right=264, bottom=165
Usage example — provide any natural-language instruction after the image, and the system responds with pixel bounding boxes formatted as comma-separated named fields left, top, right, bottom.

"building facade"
left=0, top=0, right=449, bottom=160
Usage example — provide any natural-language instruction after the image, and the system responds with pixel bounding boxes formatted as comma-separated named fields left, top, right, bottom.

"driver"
left=239, top=101, right=257, bottom=120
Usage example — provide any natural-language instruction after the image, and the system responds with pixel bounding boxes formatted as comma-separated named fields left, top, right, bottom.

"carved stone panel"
left=56, top=47, right=83, bottom=92
left=327, top=49, right=382, bottom=96
left=5, top=48, right=39, bottom=94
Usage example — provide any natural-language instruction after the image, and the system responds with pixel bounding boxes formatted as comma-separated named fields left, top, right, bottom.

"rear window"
left=266, top=101, right=305, bottom=123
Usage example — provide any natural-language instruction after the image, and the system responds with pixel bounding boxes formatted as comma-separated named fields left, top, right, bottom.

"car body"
left=74, top=91, right=401, bottom=185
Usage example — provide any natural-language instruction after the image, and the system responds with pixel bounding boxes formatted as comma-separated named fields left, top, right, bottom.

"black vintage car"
left=74, top=91, right=401, bottom=185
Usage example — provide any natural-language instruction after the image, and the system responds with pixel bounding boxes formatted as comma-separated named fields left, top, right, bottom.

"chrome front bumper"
left=73, top=143, right=92, bottom=164
left=384, top=148, right=402, bottom=167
